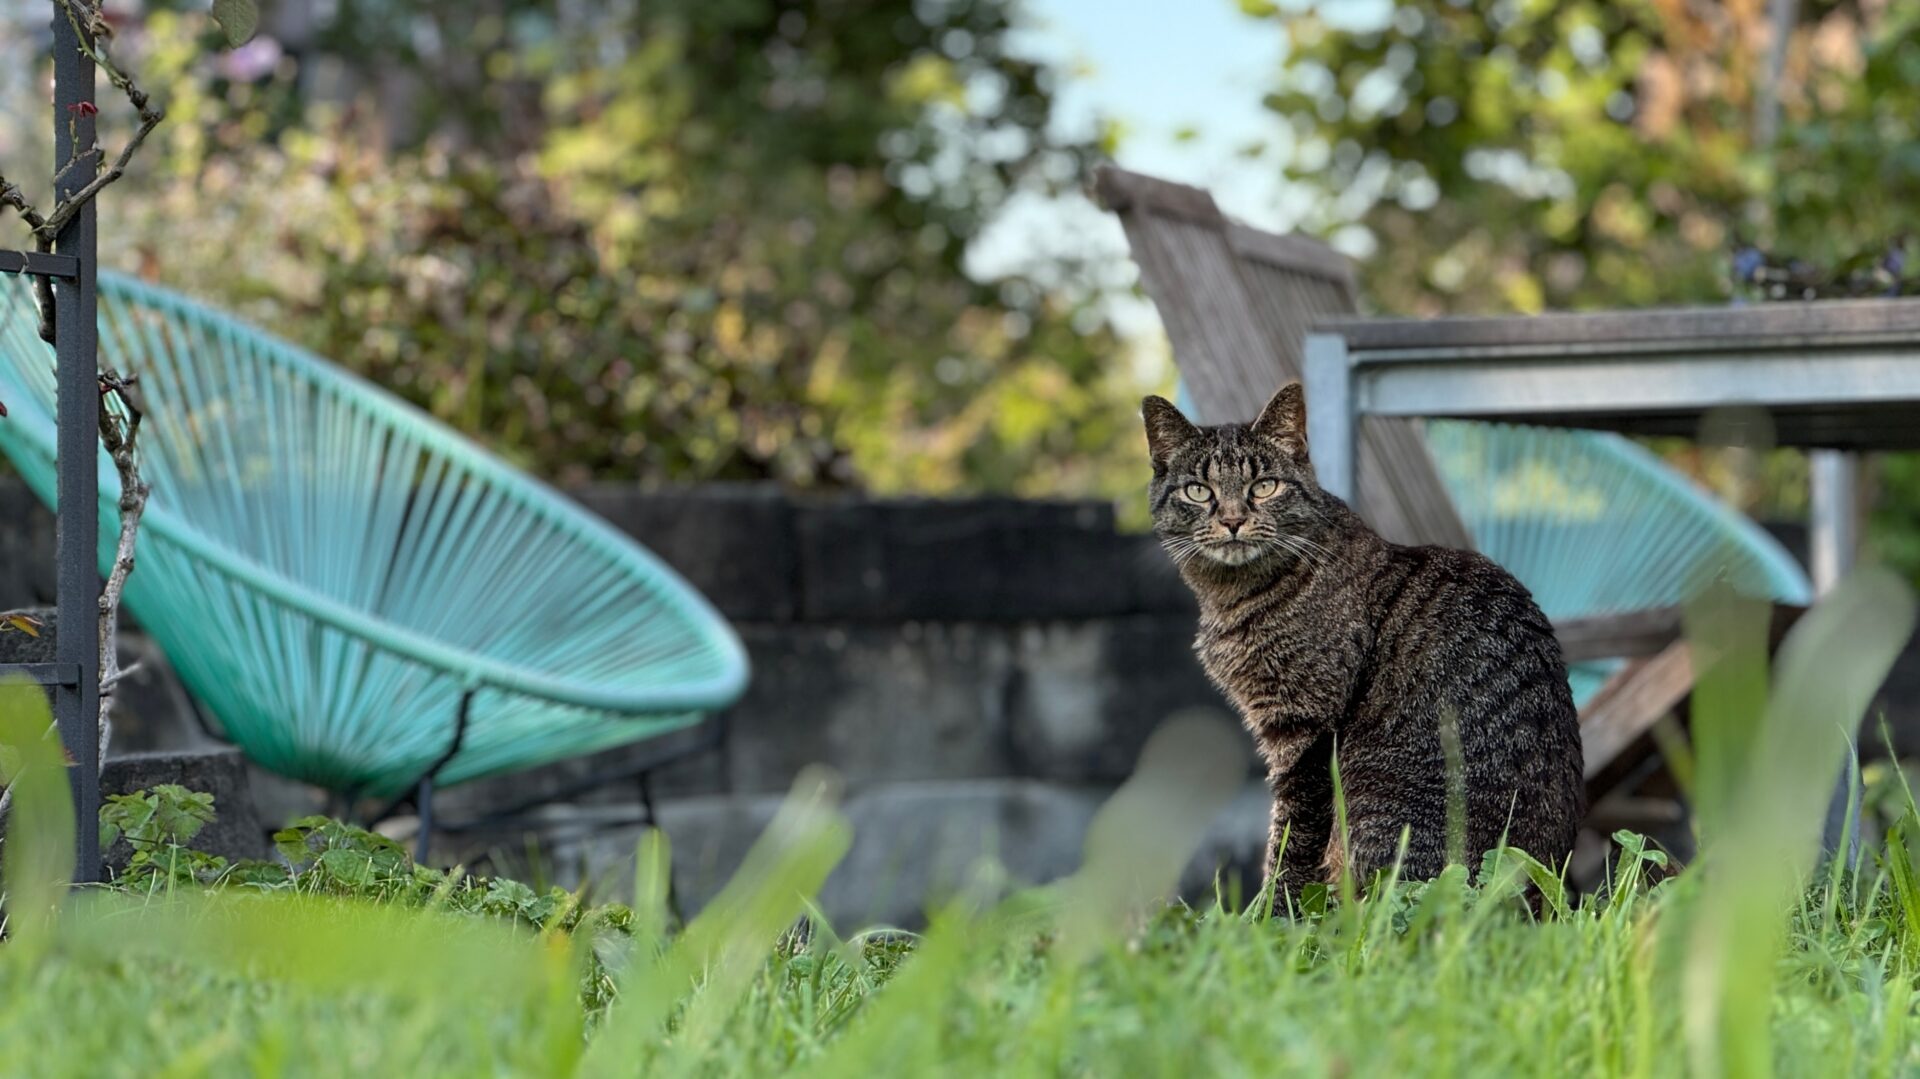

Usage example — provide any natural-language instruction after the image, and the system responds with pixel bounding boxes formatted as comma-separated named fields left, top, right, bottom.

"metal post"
left=1809, top=449, right=1863, bottom=863
left=1303, top=333, right=1357, bottom=503
left=1809, top=450, right=1858, bottom=595
left=51, top=3, right=103, bottom=884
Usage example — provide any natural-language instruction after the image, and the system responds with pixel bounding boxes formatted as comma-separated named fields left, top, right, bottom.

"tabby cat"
left=1143, top=382, right=1583, bottom=894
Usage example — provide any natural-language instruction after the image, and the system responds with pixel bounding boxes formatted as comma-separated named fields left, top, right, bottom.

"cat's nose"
left=1220, top=515, right=1247, bottom=536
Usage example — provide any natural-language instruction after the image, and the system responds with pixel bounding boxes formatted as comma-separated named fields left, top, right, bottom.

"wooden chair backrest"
left=1094, top=165, right=1471, bottom=548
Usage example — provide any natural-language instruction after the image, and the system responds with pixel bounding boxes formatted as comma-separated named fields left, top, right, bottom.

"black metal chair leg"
left=183, top=691, right=230, bottom=745
left=365, top=687, right=474, bottom=844
left=415, top=777, right=435, bottom=864
left=637, top=769, right=684, bottom=924
left=715, top=710, right=734, bottom=795
left=637, top=769, right=658, bottom=829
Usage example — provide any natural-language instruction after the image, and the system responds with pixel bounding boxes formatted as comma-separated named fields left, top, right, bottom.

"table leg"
left=1811, top=449, right=1862, bottom=862
left=1304, top=334, right=1357, bottom=505
left=1810, top=450, right=1859, bottom=595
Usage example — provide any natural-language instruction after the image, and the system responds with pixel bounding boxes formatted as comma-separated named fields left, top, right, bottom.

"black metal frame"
left=0, top=9, right=103, bottom=884
left=334, top=691, right=730, bottom=871
left=434, top=709, right=731, bottom=838
left=424, top=710, right=729, bottom=921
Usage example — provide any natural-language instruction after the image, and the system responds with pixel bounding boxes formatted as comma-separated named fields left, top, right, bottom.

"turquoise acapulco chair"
left=0, top=271, right=749, bottom=852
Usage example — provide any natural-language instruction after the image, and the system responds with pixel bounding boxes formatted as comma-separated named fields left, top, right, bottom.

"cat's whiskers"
left=1286, top=533, right=1338, bottom=567
left=1263, top=532, right=1329, bottom=570
left=1278, top=537, right=1316, bottom=567
left=1159, top=534, right=1206, bottom=568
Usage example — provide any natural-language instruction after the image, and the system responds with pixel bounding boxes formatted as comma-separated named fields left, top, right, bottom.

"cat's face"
left=1142, top=382, right=1322, bottom=570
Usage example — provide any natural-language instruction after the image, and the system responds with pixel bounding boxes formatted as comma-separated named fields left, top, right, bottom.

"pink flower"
left=219, top=36, right=283, bottom=83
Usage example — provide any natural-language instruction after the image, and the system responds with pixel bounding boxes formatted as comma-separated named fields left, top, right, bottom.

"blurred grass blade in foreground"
left=0, top=676, right=74, bottom=955
left=1055, top=708, right=1245, bottom=962
left=801, top=709, right=1244, bottom=1077
left=582, top=766, right=851, bottom=1073
left=1681, top=564, right=1916, bottom=1079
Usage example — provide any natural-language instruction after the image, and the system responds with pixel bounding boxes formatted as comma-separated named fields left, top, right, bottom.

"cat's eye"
left=1250, top=478, right=1281, bottom=499
left=1183, top=482, right=1213, bottom=503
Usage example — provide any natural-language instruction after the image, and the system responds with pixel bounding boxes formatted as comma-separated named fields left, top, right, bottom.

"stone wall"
left=8, top=477, right=1918, bottom=929
left=0, top=478, right=1259, bottom=926
left=433, top=484, right=1259, bottom=925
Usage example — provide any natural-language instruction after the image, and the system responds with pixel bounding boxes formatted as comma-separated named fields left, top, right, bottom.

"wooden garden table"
left=1304, top=298, right=1920, bottom=853
left=1304, top=297, right=1920, bottom=589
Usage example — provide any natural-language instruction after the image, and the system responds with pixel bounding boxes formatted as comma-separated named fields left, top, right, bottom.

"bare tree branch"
left=38, top=1, right=166, bottom=241
left=0, top=177, right=50, bottom=232
left=94, top=371, right=149, bottom=767
left=0, top=178, right=58, bottom=345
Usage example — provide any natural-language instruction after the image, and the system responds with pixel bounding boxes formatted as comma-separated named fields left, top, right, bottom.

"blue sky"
left=1019, top=0, right=1299, bottom=229
left=970, top=0, right=1334, bottom=345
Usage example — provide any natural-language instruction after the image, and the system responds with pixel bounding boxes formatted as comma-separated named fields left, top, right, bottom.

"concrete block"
left=440, top=620, right=1027, bottom=814
left=569, top=482, right=799, bottom=622
left=1005, top=616, right=1243, bottom=785
left=101, top=747, right=271, bottom=865
left=0, top=604, right=55, bottom=663
left=497, top=777, right=1271, bottom=930
left=438, top=613, right=1237, bottom=823
left=793, top=495, right=1177, bottom=622
left=0, top=479, right=56, bottom=607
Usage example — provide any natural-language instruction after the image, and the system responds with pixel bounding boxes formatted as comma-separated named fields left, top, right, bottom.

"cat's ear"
left=1142, top=395, right=1199, bottom=468
left=1252, top=381, right=1309, bottom=463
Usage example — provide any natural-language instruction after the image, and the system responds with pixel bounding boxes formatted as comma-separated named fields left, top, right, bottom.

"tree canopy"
left=22, top=0, right=1144, bottom=495
left=1255, top=0, right=1920, bottom=317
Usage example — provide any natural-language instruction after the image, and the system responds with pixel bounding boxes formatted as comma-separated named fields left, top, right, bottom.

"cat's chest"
left=1189, top=591, right=1370, bottom=712
left=1190, top=613, right=1335, bottom=684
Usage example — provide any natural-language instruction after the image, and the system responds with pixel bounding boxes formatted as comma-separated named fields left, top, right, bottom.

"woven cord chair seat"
left=1421, top=418, right=1813, bottom=704
left=0, top=272, right=747, bottom=798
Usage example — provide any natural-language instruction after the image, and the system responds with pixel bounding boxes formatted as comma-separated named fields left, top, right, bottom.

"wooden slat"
left=1578, top=642, right=1694, bottom=780
left=1225, top=222, right=1359, bottom=295
left=1553, top=604, right=1810, bottom=664
left=1583, top=795, right=1687, bottom=832
left=1092, top=167, right=1224, bottom=225
left=1554, top=607, right=1683, bottom=663
left=1577, top=602, right=1812, bottom=784
left=1146, top=218, right=1289, bottom=423
left=1553, top=602, right=1808, bottom=665
left=1318, top=295, right=1920, bottom=354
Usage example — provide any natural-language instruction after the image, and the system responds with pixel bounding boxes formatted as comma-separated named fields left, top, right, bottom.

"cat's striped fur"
left=1143, top=382, right=1583, bottom=894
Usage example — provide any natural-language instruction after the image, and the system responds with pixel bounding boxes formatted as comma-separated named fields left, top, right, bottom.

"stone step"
left=438, top=778, right=1272, bottom=930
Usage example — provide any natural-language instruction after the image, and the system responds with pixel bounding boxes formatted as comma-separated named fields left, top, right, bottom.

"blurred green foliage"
left=1257, top=0, right=1920, bottom=577
left=38, top=0, right=1146, bottom=496
left=1257, top=0, right=1920, bottom=315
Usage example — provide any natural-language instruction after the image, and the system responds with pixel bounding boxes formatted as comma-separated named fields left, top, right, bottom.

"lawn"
left=1, top=575, right=1918, bottom=1078
left=0, top=798, right=1913, bottom=1078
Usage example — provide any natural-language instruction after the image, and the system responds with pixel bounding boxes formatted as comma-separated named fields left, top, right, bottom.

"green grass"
left=1, top=567, right=1918, bottom=1078
left=0, top=824, right=1915, bottom=1077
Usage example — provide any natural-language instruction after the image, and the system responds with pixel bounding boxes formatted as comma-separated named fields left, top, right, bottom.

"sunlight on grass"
left=2, top=564, right=1919, bottom=1077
